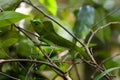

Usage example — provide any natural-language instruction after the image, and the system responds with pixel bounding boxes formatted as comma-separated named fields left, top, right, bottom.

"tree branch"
left=0, top=59, right=64, bottom=74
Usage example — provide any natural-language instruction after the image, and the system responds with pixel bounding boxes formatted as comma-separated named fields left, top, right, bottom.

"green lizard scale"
left=31, top=20, right=78, bottom=49
left=31, top=19, right=89, bottom=58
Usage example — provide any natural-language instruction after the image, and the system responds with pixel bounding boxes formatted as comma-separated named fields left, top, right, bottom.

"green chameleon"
left=31, top=19, right=86, bottom=57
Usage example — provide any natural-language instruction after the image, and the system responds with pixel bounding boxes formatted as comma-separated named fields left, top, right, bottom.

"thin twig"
left=87, top=22, right=120, bottom=46
left=91, top=53, right=120, bottom=79
left=13, top=24, right=39, bottom=37
left=0, top=58, right=69, bottom=80
left=0, top=72, right=20, bottom=80
left=101, top=53, right=120, bottom=65
left=0, top=59, right=63, bottom=74
left=66, top=64, right=74, bottom=72
left=80, top=58, right=112, bottom=80
left=73, top=61, right=81, bottom=80
left=93, top=7, right=120, bottom=28
left=48, top=48, right=55, bottom=57
left=25, top=63, right=35, bottom=80
left=86, top=21, right=120, bottom=79
left=66, top=60, right=83, bottom=72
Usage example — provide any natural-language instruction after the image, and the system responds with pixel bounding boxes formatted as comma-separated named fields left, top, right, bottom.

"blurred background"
left=0, top=0, right=120, bottom=80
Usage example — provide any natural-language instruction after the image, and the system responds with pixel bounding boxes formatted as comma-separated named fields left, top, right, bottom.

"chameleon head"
left=31, top=19, right=44, bottom=35
left=31, top=19, right=41, bottom=26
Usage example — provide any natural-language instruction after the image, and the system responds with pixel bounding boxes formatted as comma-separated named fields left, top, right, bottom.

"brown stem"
left=73, top=62, right=81, bottom=80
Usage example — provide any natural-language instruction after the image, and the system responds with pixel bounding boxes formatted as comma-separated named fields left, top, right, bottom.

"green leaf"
left=1, top=30, right=19, bottom=38
left=2, top=38, right=18, bottom=47
left=0, top=48, right=6, bottom=58
left=0, top=30, right=19, bottom=48
left=73, top=4, right=95, bottom=40
left=105, top=60, right=118, bottom=68
left=16, top=40, right=38, bottom=57
left=16, top=40, right=32, bottom=57
left=0, top=0, right=20, bottom=10
left=103, top=27, right=111, bottom=41
left=0, top=40, right=6, bottom=58
left=0, top=11, right=28, bottom=27
left=39, top=0, right=57, bottom=16
left=94, top=67, right=120, bottom=80
left=88, top=43, right=97, bottom=47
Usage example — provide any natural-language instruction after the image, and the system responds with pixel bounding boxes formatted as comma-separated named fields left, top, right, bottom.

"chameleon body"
left=31, top=19, right=86, bottom=57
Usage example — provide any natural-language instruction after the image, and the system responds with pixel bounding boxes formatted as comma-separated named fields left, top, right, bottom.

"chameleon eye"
left=34, top=22, right=39, bottom=25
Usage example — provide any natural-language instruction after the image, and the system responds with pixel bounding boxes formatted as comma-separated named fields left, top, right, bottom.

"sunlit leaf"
left=39, top=0, right=57, bottom=16
left=73, top=4, right=95, bottom=40
left=94, top=67, right=120, bottom=80
left=0, top=11, right=28, bottom=27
